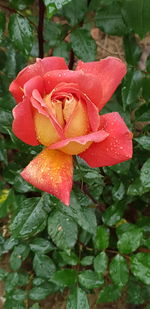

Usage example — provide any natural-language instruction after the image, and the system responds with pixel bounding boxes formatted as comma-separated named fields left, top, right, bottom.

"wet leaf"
left=8, top=14, right=33, bottom=55
left=48, top=210, right=78, bottom=249
left=78, top=270, right=104, bottom=289
left=93, top=226, right=109, bottom=250
left=109, top=254, right=129, bottom=287
left=66, top=287, right=89, bottom=309
left=33, top=254, right=56, bottom=279
left=130, top=253, right=150, bottom=285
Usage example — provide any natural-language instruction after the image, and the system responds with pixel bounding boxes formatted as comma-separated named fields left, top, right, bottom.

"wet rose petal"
left=12, top=97, right=39, bottom=146
left=76, top=57, right=126, bottom=110
left=80, top=112, right=132, bottom=167
left=21, top=148, right=73, bottom=205
left=48, top=129, right=109, bottom=155
left=9, top=57, right=68, bottom=103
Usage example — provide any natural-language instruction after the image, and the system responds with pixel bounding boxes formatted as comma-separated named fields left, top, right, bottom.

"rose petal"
left=24, top=76, right=45, bottom=97
left=34, top=111, right=61, bottom=146
left=44, top=70, right=102, bottom=108
left=76, top=57, right=127, bottom=110
left=31, top=89, right=64, bottom=139
left=48, top=130, right=109, bottom=155
left=51, top=83, right=100, bottom=132
left=9, top=57, right=68, bottom=103
left=80, top=112, right=132, bottom=167
left=12, top=97, right=39, bottom=146
left=64, top=99, right=90, bottom=139
left=21, top=148, right=73, bottom=206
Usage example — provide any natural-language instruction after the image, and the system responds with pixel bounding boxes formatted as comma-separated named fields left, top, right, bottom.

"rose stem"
left=38, top=0, right=45, bottom=58
left=68, top=49, right=75, bottom=70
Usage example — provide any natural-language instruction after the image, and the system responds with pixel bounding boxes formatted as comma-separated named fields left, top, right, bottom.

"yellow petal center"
left=34, top=92, right=91, bottom=155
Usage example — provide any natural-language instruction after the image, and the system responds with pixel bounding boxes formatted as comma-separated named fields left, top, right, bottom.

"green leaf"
left=51, top=269, right=77, bottom=287
left=10, top=244, right=30, bottom=271
left=33, top=254, right=56, bottom=279
left=53, top=42, right=71, bottom=64
left=97, top=284, right=122, bottom=303
left=96, top=1, right=127, bottom=36
left=8, top=14, right=33, bottom=55
left=66, top=287, right=89, bottom=309
left=9, top=0, right=34, bottom=10
left=10, top=195, right=51, bottom=239
left=135, top=101, right=150, bottom=121
left=0, top=12, right=6, bottom=41
left=135, top=136, right=150, bottom=151
left=117, top=225, right=143, bottom=254
left=48, top=210, right=78, bottom=249
left=109, top=254, right=129, bottom=287
left=61, top=0, right=87, bottom=26
left=80, top=256, right=94, bottom=266
left=58, top=193, right=97, bottom=235
left=13, top=175, right=36, bottom=193
left=0, top=189, right=15, bottom=218
left=130, top=253, right=150, bottom=285
left=4, top=299, right=25, bottom=309
left=44, top=21, right=68, bottom=48
left=29, top=304, right=41, bottom=309
left=123, top=34, right=141, bottom=66
left=142, top=77, right=150, bottom=103
left=102, top=202, right=125, bottom=226
left=146, top=54, right=150, bottom=72
left=17, top=272, right=29, bottom=287
left=127, top=177, right=148, bottom=197
left=59, top=251, right=79, bottom=266
left=9, top=289, right=26, bottom=302
left=78, top=270, right=104, bottom=289
left=137, top=216, right=150, bottom=233
left=142, top=237, right=150, bottom=249
left=121, top=0, right=150, bottom=38
left=127, top=277, right=150, bottom=305
left=122, top=68, right=143, bottom=109
left=112, top=182, right=125, bottom=201
left=29, top=282, right=57, bottom=300
left=5, top=272, right=19, bottom=292
left=0, top=268, right=8, bottom=280
left=71, top=28, right=96, bottom=62
left=29, top=237, right=55, bottom=254
left=44, top=0, right=71, bottom=10
left=93, top=226, right=109, bottom=250
left=108, top=160, right=131, bottom=175
left=140, top=158, right=150, bottom=189
left=3, top=236, right=18, bottom=253
left=94, top=252, right=108, bottom=276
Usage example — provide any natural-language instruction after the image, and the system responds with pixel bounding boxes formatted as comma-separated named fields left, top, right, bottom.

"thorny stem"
left=68, top=48, right=75, bottom=70
left=75, top=181, right=98, bottom=205
left=38, top=0, right=45, bottom=58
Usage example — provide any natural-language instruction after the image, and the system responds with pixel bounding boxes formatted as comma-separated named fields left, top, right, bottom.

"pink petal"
left=12, top=97, right=39, bottom=146
left=31, top=89, right=64, bottom=139
left=9, top=57, right=68, bottom=103
left=44, top=70, right=102, bottom=108
left=51, top=83, right=100, bottom=132
left=24, top=76, right=45, bottom=97
left=76, top=57, right=127, bottom=111
left=48, top=129, right=109, bottom=149
left=80, top=112, right=133, bottom=167
left=21, top=148, right=73, bottom=206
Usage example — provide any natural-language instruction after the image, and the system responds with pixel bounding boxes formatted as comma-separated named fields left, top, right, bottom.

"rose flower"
left=9, top=57, right=132, bottom=205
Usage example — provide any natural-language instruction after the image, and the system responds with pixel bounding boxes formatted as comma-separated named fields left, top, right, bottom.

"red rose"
left=9, top=56, right=132, bottom=205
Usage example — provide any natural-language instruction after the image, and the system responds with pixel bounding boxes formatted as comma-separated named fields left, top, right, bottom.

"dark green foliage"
left=1, top=0, right=150, bottom=308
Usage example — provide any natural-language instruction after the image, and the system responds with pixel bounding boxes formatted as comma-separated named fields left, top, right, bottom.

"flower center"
left=34, top=91, right=92, bottom=155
